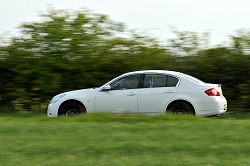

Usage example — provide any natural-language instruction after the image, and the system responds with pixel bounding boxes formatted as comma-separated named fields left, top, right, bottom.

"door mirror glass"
left=103, top=85, right=111, bottom=91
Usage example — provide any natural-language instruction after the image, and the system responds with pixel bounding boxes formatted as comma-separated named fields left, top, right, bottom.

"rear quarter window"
left=167, top=76, right=179, bottom=87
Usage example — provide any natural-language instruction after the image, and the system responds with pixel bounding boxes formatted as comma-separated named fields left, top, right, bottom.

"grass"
left=0, top=110, right=250, bottom=166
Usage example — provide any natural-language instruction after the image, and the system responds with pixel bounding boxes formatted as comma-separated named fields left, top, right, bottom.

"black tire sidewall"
left=60, top=102, right=85, bottom=115
left=168, top=102, right=194, bottom=115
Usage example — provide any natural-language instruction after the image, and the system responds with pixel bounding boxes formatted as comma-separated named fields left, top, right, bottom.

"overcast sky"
left=1, top=0, right=250, bottom=45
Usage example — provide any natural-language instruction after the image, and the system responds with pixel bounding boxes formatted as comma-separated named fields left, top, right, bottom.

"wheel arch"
left=166, top=99, right=196, bottom=115
left=58, top=99, right=86, bottom=115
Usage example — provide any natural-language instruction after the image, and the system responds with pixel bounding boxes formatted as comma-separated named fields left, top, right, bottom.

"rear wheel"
left=60, top=102, right=86, bottom=116
left=167, top=101, right=194, bottom=115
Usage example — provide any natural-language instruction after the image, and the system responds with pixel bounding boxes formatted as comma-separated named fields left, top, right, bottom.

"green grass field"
left=0, top=111, right=250, bottom=166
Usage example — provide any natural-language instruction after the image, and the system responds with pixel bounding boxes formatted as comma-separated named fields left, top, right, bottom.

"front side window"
left=110, top=75, right=141, bottom=90
left=143, top=74, right=179, bottom=88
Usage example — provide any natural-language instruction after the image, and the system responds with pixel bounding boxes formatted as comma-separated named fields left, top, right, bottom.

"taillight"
left=204, top=88, right=220, bottom=96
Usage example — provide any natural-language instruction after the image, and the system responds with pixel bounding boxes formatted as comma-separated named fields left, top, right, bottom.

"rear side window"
left=143, top=74, right=179, bottom=88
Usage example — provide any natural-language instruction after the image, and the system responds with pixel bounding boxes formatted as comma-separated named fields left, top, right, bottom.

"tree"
left=230, top=29, right=250, bottom=55
left=167, top=27, right=210, bottom=56
left=1, top=7, right=172, bottom=111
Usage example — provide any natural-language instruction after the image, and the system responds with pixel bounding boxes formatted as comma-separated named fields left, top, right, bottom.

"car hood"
left=65, top=88, right=100, bottom=96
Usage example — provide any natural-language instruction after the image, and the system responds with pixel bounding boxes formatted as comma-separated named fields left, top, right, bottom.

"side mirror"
left=103, top=85, right=111, bottom=91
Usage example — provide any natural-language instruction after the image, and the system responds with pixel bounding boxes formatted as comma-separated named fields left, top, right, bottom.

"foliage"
left=1, top=7, right=250, bottom=111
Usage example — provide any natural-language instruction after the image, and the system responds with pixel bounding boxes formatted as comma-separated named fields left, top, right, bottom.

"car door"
left=94, top=74, right=142, bottom=113
left=138, top=74, right=178, bottom=114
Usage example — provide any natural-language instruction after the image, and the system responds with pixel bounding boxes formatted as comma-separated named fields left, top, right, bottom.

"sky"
left=1, top=0, right=250, bottom=45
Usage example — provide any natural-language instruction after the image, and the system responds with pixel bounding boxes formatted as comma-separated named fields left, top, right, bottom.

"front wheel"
left=167, top=102, right=195, bottom=115
left=60, top=102, right=86, bottom=116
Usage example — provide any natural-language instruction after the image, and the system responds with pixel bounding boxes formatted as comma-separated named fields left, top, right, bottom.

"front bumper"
left=47, top=104, right=59, bottom=117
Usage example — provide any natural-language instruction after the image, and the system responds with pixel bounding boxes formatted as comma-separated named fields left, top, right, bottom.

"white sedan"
left=47, top=70, right=227, bottom=117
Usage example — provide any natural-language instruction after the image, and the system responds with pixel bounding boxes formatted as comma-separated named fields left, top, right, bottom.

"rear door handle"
left=164, top=90, right=174, bottom=93
left=127, top=92, right=136, bottom=96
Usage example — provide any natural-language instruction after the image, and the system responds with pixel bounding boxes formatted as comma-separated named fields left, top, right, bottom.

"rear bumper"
left=195, top=96, right=227, bottom=117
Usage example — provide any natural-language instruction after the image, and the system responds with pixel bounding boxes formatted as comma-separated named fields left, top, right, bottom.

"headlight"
left=50, top=94, right=66, bottom=104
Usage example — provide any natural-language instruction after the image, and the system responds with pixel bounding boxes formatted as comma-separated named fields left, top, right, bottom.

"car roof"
left=122, top=70, right=182, bottom=76
left=120, top=70, right=205, bottom=85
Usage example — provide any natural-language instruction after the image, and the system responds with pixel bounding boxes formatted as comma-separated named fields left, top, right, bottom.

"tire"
left=60, top=102, right=86, bottom=116
left=167, top=101, right=195, bottom=115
